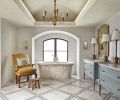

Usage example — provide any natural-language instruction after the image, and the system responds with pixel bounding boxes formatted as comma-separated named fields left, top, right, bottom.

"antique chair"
left=12, top=53, right=37, bottom=88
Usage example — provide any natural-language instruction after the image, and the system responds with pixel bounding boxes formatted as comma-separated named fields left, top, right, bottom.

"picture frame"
left=97, top=24, right=109, bottom=56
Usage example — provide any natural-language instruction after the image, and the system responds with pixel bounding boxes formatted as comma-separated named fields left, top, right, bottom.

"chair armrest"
left=32, top=64, right=36, bottom=67
left=13, top=65, right=20, bottom=72
left=27, top=64, right=35, bottom=67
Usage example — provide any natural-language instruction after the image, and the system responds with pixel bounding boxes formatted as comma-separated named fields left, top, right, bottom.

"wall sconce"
left=83, top=41, right=88, bottom=50
left=23, top=40, right=28, bottom=50
left=111, top=29, right=120, bottom=64
left=102, top=34, right=110, bottom=62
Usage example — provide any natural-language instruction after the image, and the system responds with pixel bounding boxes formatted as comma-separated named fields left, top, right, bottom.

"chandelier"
left=42, top=0, right=69, bottom=26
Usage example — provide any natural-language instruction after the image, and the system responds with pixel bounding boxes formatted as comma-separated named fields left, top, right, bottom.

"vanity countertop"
left=99, top=63, right=120, bottom=71
left=83, top=59, right=102, bottom=63
left=83, top=59, right=120, bottom=71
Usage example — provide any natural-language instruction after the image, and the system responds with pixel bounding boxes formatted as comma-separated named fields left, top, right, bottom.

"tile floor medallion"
left=0, top=78, right=119, bottom=100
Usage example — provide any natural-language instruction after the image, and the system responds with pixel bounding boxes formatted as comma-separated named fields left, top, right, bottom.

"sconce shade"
left=102, top=34, right=110, bottom=43
left=111, top=29, right=120, bottom=41
left=91, top=38, right=97, bottom=44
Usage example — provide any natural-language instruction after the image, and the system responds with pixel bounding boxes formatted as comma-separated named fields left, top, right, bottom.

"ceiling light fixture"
left=42, top=0, right=69, bottom=26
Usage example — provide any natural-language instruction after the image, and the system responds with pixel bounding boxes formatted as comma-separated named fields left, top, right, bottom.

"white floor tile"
left=70, top=97, right=82, bottom=100
left=72, top=80, right=92, bottom=88
left=109, top=96, right=120, bottom=100
left=0, top=79, right=119, bottom=100
left=59, top=85, right=82, bottom=94
left=1, top=85, right=21, bottom=94
left=6, top=90, right=34, bottom=100
left=78, top=90, right=102, bottom=100
left=60, top=78, right=76, bottom=83
left=0, top=97, right=3, bottom=100
left=47, top=81, right=65, bottom=88
left=42, top=90, right=70, bottom=100
left=33, top=86, right=52, bottom=94
left=31, top=97, right=43, bottom=100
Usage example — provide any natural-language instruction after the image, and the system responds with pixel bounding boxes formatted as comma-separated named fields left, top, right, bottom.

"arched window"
left=43, top=38, right=68, bottom=62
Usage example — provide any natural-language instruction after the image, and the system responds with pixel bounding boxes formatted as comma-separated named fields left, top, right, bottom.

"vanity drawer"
left=100, top=65, right=120, bottom=81
left=84, top=63, right=94, bottom=70
left=84, top=64, right=93, bottom=72
left=84, top=69, right=94, bottom=78
left=100, top=73, right=120, bottom=97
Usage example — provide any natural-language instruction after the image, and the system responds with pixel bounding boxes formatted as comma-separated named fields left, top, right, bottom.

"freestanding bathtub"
left=37, top=62, right=73, bottom=79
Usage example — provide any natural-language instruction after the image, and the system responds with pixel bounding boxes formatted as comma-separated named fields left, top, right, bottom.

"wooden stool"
left=28, top=78, right=40, bottom=90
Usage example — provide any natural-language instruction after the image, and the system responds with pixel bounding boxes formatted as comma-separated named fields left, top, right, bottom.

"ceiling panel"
left=23, top=0, right=88, bottom=21
left=75, top=0, right=120, bottom=26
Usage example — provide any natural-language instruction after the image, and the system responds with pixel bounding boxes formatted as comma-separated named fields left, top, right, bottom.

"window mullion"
left=54, top=39, right=57, bottom=59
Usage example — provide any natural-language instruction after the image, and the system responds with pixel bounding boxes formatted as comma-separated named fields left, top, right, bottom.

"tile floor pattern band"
left=0, top=78, right=119, bottom=100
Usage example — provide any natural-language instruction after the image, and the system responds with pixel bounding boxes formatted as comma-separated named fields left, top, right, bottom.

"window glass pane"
left=57, top=39, right=67, bottom=51
left=57, top=52, right=67, bottom=62
left=44, top=51, right=54, bottom=62
left=44, top=39, right=54, bottom=50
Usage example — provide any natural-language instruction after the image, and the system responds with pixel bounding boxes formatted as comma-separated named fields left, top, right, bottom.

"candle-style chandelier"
left=42, top=0, right=69, bottom=26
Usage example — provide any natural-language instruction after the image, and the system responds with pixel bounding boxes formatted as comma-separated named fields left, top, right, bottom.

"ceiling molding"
left=75, top=0, right=96, bottom=25
left=13, top=0, right=36, bottom=23
left=35, top=22, right=76, bottom=27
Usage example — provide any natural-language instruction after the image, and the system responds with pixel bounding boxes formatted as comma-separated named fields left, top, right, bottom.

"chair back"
left=12, top=53, right=29, bottom=66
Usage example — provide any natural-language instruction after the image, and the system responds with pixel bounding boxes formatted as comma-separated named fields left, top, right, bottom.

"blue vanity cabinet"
left=83, top=59, right=99, bottom=90
left=99, top=64, right=120, bottom=98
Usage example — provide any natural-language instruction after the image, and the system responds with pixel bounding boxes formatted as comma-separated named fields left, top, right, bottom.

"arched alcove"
left=32, top=30, right=80, bottom=79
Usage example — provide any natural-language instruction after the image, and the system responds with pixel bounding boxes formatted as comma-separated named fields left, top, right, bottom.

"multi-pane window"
left=43, top=38, right=68, bottom=62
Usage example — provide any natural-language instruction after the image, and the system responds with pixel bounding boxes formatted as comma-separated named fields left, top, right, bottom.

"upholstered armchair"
left=12, top=53, right=37, bottom=88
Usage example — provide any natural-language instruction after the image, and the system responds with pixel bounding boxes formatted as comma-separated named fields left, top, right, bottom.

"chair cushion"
left=17, top=58, right=30, bottom=67
left=16, top=66, right=36, bottom=76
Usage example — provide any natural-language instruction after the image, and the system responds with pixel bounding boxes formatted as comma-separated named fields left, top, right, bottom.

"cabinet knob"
left=117, top=76, right=120, bottom=79
left=118, top=89, right=120, bottom=91
left=90, top=72, right=92, bottom=74
left=101, top=70, right=105, bottom=72
left=102, top=80, right=105, bottom=82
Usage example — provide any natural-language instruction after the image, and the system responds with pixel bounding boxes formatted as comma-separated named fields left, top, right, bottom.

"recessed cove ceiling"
left=1, top=0, right=120, bottom=26
left=22, top=0, right=88, bottom=22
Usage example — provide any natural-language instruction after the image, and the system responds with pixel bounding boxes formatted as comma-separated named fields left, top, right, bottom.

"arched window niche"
left=43, top=38, right=68, bottom=62
left=32, top=30, right=80, bottom=79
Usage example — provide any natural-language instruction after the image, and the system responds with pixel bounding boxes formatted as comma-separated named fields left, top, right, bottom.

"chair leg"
left=38, top=80, right=40, bottom=88
left=34, top=73, right=37, bottom=78
left=28, top=81, right=31, bottom=88
left=16, top=75, right=18, bottom=84
left=27, top=75, right=29, bottom=82
left=18, top=76, right=21, bottom=88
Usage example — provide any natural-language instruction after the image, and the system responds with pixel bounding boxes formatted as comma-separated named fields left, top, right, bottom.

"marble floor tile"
left=31, top=97, right=43, bottom=100
left=72, top=79, right=92, bottom=88
left=0, top=85, right=21, bottom=94
left=42, top=90, right=70, bottom=100
left=78, top=90, right=102, bottom=100
left=6, top=90, right=34, bottom=100
left=47, top=81, right=65, bottom=88
left=70, top=97, right=82, bottom=100
left=59, top=85, right=82, bottom=94
left=109, top=97, right=120, bottom=100
left=33, top=85, right=52, bottom=94
left=0, top=78, right=119, bottom=100
left=59, top=78, right=77, bottom=83
left=0, top=97, right=3, bottom=100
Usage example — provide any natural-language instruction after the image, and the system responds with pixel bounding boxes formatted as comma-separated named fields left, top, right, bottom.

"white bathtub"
left=37, top=62, right=73, bottom=79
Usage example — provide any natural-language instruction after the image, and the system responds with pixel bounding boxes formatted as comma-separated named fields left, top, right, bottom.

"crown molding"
left=75, top=0, right=96, bottom=25
left=35, top=21, right=76, bottom=27
left=13, top=0, right=36, bottom=23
